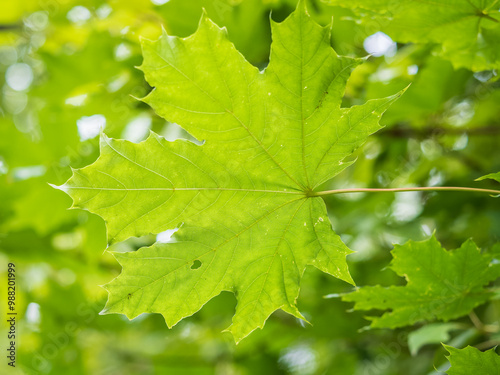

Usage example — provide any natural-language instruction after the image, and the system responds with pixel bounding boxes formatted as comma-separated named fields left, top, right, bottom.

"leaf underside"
left=343, top=235, right=500, bottom=329
left=58, top=1, right=402, bottom=342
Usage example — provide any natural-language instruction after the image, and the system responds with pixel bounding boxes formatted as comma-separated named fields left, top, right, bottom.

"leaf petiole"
left=313, top=186, right=500, bottom=196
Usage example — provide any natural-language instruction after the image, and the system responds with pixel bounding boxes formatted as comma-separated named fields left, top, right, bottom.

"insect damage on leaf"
left=342, top=235, right=500, bottom=329
left=55, top=0, right=403, bottom=342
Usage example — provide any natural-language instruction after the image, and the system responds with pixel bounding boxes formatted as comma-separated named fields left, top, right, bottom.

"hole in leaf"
left=191, top=260, right=202, bottom=270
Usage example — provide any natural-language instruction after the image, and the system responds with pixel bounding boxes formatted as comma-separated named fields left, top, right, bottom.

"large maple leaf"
left=56, top=1, right=402, bottom=342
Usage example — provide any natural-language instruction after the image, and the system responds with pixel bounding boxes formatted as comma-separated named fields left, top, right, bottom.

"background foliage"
left=1, top=0, right=499, bottom=374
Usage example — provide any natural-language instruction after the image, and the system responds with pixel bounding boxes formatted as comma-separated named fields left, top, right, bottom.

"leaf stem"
left=476, top=339, right=500, bottom=350
left=313, top=186, right=500, bottom=197
left=481, top=12, right=499, bottom=23
left=469, top=311, right=484, bottom=331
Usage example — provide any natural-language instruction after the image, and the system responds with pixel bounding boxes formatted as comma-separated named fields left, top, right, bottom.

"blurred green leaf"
left=408, top=323, right=462, bottom=356
left=326, top=0, right=500, bottom=71
left=477, top=171, right=500, bottom=183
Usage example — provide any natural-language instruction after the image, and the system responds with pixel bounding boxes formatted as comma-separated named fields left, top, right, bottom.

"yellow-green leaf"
left=56, top=1, right=402, bottom=342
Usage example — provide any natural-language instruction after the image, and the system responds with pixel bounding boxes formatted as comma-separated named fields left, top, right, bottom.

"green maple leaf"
left=55, top=1, right=403, bottom=342
left=327, top=0, right=500, bottom=71
left=444, top=345, right=500, bottom=375
left=476, top=172, right=500, bottom=197
left=342, top=235, right=500, bottom=329
left=477, top=172, right=500, bottom=183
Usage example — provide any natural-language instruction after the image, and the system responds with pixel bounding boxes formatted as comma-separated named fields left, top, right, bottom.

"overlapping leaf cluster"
left=327, top=0, right=500, bottom=71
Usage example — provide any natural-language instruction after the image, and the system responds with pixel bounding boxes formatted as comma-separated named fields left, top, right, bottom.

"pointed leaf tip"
left=198, top=8, right=213, bottom=29
left=48, top=182, right=66, bottom=192
left=296, top=0, right=308, bottom=12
